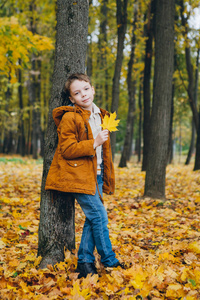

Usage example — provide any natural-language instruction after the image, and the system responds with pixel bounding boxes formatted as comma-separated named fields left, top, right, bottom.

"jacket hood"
left=52, top=105, right=84, bottom=127
left=52, top=104, right=108, bottom=127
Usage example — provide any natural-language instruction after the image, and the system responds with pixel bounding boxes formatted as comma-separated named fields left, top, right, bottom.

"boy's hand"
left=94, top=129, right=109, bottom=149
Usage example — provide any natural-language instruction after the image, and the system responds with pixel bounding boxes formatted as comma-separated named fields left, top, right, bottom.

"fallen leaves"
left=0, top=157, right=200, bottom=299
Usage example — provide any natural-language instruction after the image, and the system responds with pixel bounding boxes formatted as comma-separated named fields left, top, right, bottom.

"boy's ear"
left=69, top=96, right=75, bottom=103
left=92, top=86, right=95, bottom=95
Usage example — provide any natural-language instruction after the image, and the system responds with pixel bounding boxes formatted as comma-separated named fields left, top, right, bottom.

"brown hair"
left=64, top=73, right=92, bottom=98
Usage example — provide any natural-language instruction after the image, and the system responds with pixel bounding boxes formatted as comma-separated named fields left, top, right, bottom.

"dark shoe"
left=110, top=261, right=125, bottom=269
left=75, top=262, right=98, bottom=278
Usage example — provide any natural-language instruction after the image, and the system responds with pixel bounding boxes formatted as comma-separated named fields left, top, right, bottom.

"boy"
left=45, top=73, right=122, bottom=278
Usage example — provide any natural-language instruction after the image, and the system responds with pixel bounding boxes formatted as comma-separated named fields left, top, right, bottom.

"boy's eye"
left=75, top=92, right=79, bottom=95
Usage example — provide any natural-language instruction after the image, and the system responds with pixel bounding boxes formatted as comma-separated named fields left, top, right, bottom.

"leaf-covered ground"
left=0, top=156, right=200, bottom=300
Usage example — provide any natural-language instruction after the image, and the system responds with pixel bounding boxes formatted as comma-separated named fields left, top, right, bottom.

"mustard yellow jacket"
left=45, top=104, right=115, bottom=195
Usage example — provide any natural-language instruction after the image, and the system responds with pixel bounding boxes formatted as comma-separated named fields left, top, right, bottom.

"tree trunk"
left=168, top=49, right=177, bottom=164
left=185, top=48, right=199, bottom=165
left=37, top=58, right=44, bottom=158
left=26, top=117, right=31, bottom=155
left=27, top=54, right=41, bottom=159
left=144, top=0, right=174, bottom=199
left=185, top=120, right=196, bottom=165
left=3, top=132, right=13, bottom=154
left=194, top=112, right=200, bottom=170
left=137, top=81, right=142, bottom=163
left=142, top=0, right=155, bottom=171
left=110, top=0, right=128, bottom=158
left=40, top=130, right=45, bottom=158
left=38, top=0, right=89, bottom=268
left=3, top=78, right=12, bottom=154
left=179, top=0, right=199, bottom=131
left=27, top=1, right=40, bottom=159
left=87, top=35, right=92, bottom=78
left=193, top=50, right=200, bottom=170
left=17, top=62, right=26, bottom=157
left=179, top=0, right=200, bottom=169
left=119, top=3, right=137, bottom=168
left=184, top=48, right=199, bottom=130
left=168, top=83, right=174, bottom=164
left=87, top=0, right=93, bottom=77
left=100, top=0, right=109, bottom=110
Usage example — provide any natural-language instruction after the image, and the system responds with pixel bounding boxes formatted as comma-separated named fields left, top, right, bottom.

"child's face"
left=69, top=80, right=95, bottom=112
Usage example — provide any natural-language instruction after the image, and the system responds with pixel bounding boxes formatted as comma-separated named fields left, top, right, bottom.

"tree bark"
left=185, top=48, right=199, bottom=165
left=28, top=54, right=41, bottom=159
left=186, top=120, right=196, bottom=164
left=87, top=35, right=93, bottom=78
left=27, top=1, right=41, bottom=159
left=17, top=61, right=26, bottom=157
left=168, top=49, right=177, bottom=164
left=168, top=83, right=174, bottom=164
left=87, top=0, right=93, bottom=77
left=179, top=0, right=199, bottom=131
left=100, top=0, right=109, bottom=110
left=142, top=0, right=155, bottom=171
left=137, top=81, right=142, bottom=163
left=119, top=3, right=137, bottom=168
left=184, top=48, right=199, bottom=130
left=95, top=0, right=109, bottom=107
left=37, top=58, right=44, bottom=157
left=194, top=112, right=200, bottom=170
left=38, top=0, right=89, bottom=268
left=3, top=78, right=12, bottom=154
left=193, top=50, right=200, bottom=170
left=110, top=0, right=128, bottom=158
left=179, top=0, right=200, bottom=169
left=144, top=0, right=175, bottom=199
left=3, top=132, right=13, bottom=154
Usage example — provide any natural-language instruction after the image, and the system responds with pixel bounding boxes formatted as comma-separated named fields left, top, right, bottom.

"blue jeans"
left=72, top=175, right=119, bottom=267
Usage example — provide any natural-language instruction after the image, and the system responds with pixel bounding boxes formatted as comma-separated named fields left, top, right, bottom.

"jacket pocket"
left=65, top=159, right=87, bottom=184
left=67, top=160, right=84, bottom=168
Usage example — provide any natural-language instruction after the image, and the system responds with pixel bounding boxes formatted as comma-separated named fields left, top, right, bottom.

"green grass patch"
left=0, top=157, right=43, bottom=164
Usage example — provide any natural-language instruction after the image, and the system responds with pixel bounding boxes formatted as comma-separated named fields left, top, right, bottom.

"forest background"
left=1, top=1, right=200, bottom=299
left=1, top=0, right=200, bottom=168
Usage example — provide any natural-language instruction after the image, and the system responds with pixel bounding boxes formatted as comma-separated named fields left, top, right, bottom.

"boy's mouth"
left=83, top=98, right=89, bottom=103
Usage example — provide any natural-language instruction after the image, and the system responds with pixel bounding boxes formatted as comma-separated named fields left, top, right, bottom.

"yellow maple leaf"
left=166, top=284, right=185, bottom=299
left=101, top=112, right=120, bottom=132
left=57, top=274, right=67, bottom=288
left=188, top=242, right=200, bottom=254
left=34, top=255, right=42, bottom=267
left=71, top=281, right=90, bottom=299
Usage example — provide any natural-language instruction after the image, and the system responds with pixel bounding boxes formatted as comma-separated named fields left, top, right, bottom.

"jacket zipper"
left=109, top=140, right=112, bottom=194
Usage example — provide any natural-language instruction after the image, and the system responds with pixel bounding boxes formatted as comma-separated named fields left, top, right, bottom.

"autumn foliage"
left=0, top=16, right=54, bottom=83
left=101, top=112, right=120, bottom=132
left=0, top=156, right=200, bottom=299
